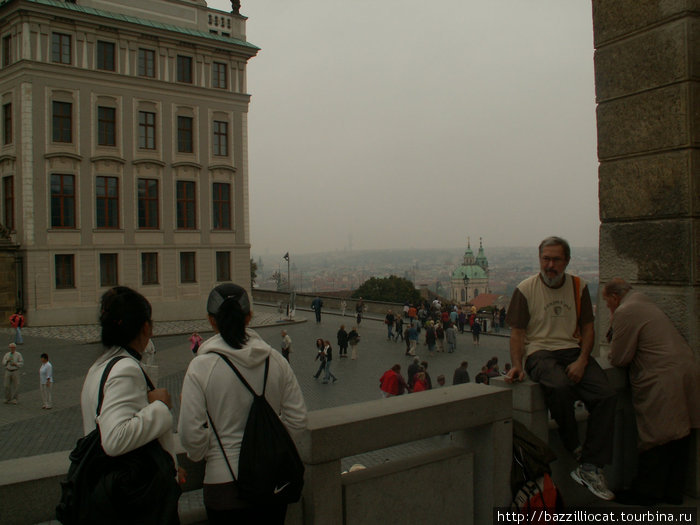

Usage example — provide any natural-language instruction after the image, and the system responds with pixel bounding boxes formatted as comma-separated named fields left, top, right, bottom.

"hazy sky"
left=209, top=0, right=599, bottom=255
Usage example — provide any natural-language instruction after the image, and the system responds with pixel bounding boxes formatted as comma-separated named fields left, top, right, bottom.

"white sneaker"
left=571, top=466, right=614, bottom=501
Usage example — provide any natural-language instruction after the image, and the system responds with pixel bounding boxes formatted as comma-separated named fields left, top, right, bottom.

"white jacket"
left=80, top=347, right=176, bottom=462
left=178, top=329, right=307, bottom=484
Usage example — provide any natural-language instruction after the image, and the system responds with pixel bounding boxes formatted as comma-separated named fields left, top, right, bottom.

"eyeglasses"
left=541, top=256, right=565, bottom=264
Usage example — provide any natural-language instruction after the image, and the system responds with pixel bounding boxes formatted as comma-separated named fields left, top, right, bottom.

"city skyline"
left=209, top=0, right=600, bottom=254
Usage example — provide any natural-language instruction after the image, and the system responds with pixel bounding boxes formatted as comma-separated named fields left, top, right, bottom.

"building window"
left=52, top=101, right=72, bottom=143
left=2, top=35, right=11, bottom=67
left=141, top=252, right=158, bottom=285
left=97, top=106, right=116, bottom=146
left=177, top=55, right=192, bottom=83
left=176, top=181, right=196, bottom=229
left=138, top=48, right=155, bottom=78
left=212, top=62, right=227, bottom=89
left=2, top=103, right=10, bottom=145
left=216, top=251, right=231, bottom=281
left=96, top=176, right=119, bottom=228
left=55, top=254, right=75, bottom=289
left=96, top=41, right=115, bottom=71
left=137, top=178, right=159, bottom=229
left=177, top=116, right=193, bottom=153
left=138, top=111, right=156, bottom=150
left=99, top=253, right=118, bottom=287
left=51, top=33, right=71, bottom=64
left=180, top=252, right=196, bottom=283
left=50, top=174, right=75, bottom=228
left=3, top=176, right=13, bottom=230
left=213, top=121, right=228, bottom=156
left=212, top=182, right=231, bottom=230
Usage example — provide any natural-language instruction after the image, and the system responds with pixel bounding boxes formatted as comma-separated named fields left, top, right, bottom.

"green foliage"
left=351, top=275, right=420, bottom=303
left=250, top=258, right=258, bottom=287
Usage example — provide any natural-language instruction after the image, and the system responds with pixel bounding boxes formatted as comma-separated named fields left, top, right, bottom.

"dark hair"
left=100, top=287, right=152, bottom=348
left=538, top=236, right=571, bottom=261
left=214, top=295, right=249, bottom=349
left=391, top=364, right=401, bottom=372
left=41, top=353, right=48, bottom=360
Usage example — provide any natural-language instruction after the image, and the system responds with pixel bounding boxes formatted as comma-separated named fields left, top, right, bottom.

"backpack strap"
left=572, top=275, right=581, bottom=324
left=96, top=354, right=156, bottom=417
left=206, top=352, right=272, bottom=483
left=96, top=356, right=128, bottom=417
left=211, top=351, right=270, bottom=397
left=207, top=411, right=237, bottom=482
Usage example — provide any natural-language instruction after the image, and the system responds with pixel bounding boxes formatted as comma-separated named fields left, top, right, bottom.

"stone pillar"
left=592, top=0, right=699, bottom=496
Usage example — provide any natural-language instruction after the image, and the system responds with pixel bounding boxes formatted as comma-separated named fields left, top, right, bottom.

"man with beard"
left=505, top=236, right=616, bottom=501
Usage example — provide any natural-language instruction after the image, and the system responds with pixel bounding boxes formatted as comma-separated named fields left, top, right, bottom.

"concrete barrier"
left=0, top=384, right=512, bottom=525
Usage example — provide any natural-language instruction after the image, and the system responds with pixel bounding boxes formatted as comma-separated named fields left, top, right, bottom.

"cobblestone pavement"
left=0, top=304, right=511, bottom=462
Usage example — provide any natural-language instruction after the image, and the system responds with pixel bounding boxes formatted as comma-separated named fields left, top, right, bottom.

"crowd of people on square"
left=2, top=234, right=699, bottom=514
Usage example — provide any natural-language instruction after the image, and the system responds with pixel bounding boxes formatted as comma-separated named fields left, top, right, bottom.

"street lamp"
left=463, top=275, right=470, bottom=303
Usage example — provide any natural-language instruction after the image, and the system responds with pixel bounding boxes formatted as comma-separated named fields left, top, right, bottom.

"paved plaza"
left=0, top=304, right=512, bottom=462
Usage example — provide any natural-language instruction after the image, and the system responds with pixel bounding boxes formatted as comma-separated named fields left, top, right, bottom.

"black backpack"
left=209, top=352, right=305, bottom=505
left=56, top=356, right=180, bottom=525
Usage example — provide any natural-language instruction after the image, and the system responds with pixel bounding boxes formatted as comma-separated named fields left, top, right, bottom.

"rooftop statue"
left=231, top=0, right=241, bottom=14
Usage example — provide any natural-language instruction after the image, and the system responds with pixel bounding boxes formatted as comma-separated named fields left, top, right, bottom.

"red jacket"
left=380, top=370, right=406, bottom=395
left=412, top=377, right=428, bottom=392
left=9, top=314, right=24, bottom=328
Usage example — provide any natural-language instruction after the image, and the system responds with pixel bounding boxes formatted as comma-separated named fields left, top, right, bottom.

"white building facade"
left=0, top=0, right=258, bottom=324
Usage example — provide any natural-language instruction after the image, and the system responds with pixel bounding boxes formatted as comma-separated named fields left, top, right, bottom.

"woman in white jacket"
left=80, top=286, right=179, bottom=522
left=179, top=283, right=307, bottom=524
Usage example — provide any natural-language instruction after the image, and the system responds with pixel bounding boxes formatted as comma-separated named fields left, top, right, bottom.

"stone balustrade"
left=0, top=383, right=513, bottom=525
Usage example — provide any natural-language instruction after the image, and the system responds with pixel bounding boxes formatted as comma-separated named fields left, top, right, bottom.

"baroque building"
left=0, top=0, right=258, bottom=324
left=450, top=238, right=489, bottom=304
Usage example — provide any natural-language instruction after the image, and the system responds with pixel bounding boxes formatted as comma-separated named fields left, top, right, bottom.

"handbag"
left=56, top=355, right=181, bottom=525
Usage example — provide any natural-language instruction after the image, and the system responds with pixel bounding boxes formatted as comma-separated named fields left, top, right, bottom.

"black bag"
left=209, top=352, right=304, bottom=505
left=56, top=356, right=181, bottom=525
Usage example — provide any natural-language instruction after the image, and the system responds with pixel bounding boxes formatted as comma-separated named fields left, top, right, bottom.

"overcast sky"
left=209, top=0, right=599, bottom=255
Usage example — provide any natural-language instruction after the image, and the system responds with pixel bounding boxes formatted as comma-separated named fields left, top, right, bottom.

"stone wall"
left=593, top=0, right=700, bottom=351
left=593, top=0, right=700, bottom=496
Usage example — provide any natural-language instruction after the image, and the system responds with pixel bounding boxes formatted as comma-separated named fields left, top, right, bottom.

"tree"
left=250, top=258, right=258, bottom=288
left=351, top=275, right=420, bottom=303
left=271, top=271, right=288, bottom=292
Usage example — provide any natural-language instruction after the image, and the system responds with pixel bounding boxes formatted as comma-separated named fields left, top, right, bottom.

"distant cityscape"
left=253, top=245, right=600, bottom=302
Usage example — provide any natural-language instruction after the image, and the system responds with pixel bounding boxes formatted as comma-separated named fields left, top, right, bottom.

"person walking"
left=9, top=310, right=24, bottom=345
left=407, top=323, right=418, bottom=356
left=385, top=310, right=395, bottom=340
left=311, top=296, right=323, bottom=324
left=321, top=341, right=338, bottom=384
left=394, top=316, right=404, bottom=342
left=348, top=327, right=360, bottom=360
left=313, top=338, right=326, bottom=379
left=179, top=283, right=307, bottom=524
left=39, top=353, right=54, bottom=409
left=3, top=342, right=23, bottom=404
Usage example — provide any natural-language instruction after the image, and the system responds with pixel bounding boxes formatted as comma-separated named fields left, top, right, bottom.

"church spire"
left=475, top=237, right=488, bottom=269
